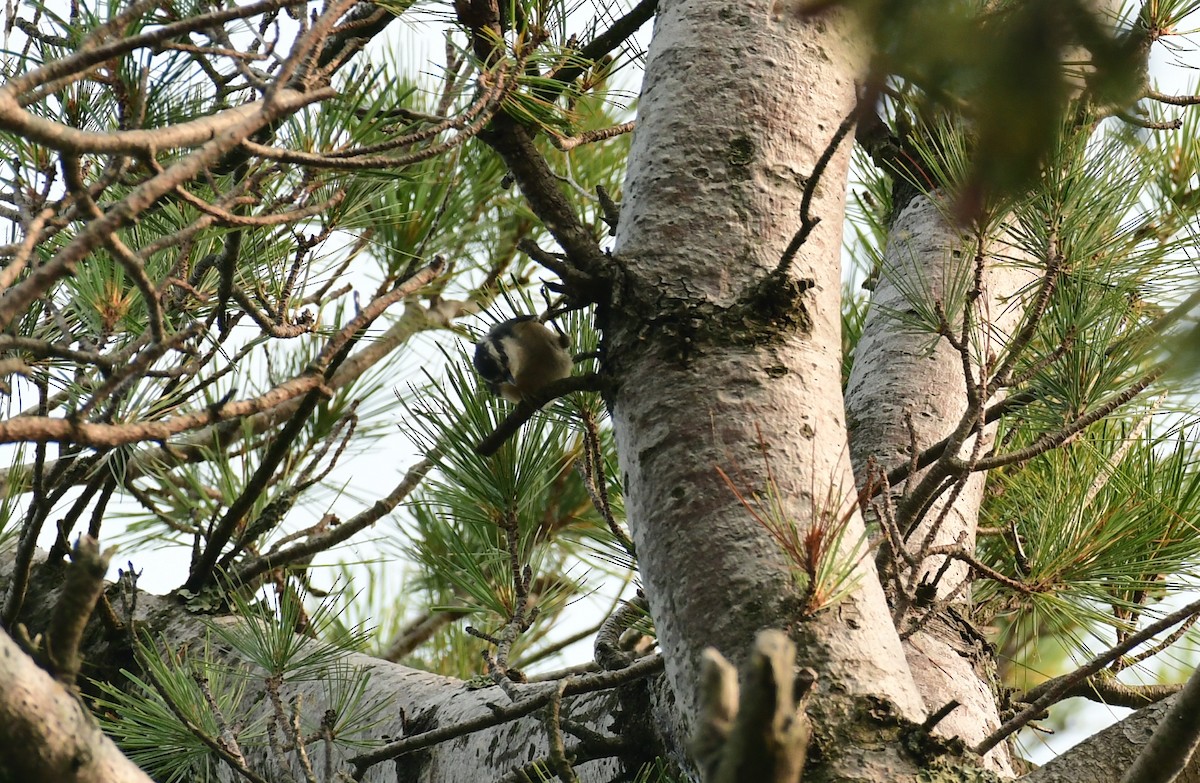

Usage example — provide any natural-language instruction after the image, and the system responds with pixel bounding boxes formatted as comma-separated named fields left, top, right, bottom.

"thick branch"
left=481, top=115, right=612, bottom=290
left=44, top=536, right=112, bottom=687
left=348, top=653, right=664, bottom=778
left=0, top=627, right=154, bottom=783
left=0, top=93, right=312, bottom=155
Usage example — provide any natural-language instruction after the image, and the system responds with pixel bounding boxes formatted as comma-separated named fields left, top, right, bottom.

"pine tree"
left=1, top=0, right=1200, bottom=781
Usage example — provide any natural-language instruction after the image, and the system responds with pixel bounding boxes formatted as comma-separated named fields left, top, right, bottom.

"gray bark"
left=608, top=0, right=925, bottom=766
left=6, top=544, right=1199, bottom=783
left=1024, top=693, right=1200, bottom=783
left=0, top=550, right=659, bottom=783
left=0, top=2, right=1186, bottom=782
left=844, top=194, right=1038, bottom=774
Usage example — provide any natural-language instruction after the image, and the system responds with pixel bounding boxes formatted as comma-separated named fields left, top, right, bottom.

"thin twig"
left=231, top=454, right=437, bottom=587
left=551, top=122, right=635, bottom=151
left=186, top=261, right=443, bottom=591
left=1047, top=672, right=1180, bottom=708
left=480, top=112, right=612, bottom=289
left=545, top=680, right=579, bottom=782
left=475, top=374, right=604, bottom=457
left=329, top=68, right=508, bottom=159
left=1116, top=111, right=1182, bottom=130
left=971, top=368, right=1162, bottom=472
left=348, top=653, right=665, bottom=779
left=976, top=596, right=1200, bottom=755
left=776, top=106, right=860, bottom=274
left=2, top=372, right=49, bottom=627
left=6, top=0, right=304, bottom=99
left=578, top=409, right=635, bottom=557
left=174, top=185, right=345, bottom=226
left=242, top=64, right=509, bottom=169
left=921, top=543, right=1038, bottom=595
left=1143, top=88, right=1200, bottom=106
left=1116, top=612, right=1199, bottom=673
left=541, top=0, right=657, bottom=102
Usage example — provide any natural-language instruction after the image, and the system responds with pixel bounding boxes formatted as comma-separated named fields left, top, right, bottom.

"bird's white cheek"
left=500, top=340, right=522, bottom=380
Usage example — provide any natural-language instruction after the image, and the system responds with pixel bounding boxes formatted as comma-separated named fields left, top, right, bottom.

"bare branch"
left=551, top=122, right=635, bottom=151
left=231, top=454, right=438, bottom=587
left=185, top=260, right=444, bottom=590
left=777, top=105, right=860, bottom=275
left=6, top=0, right=304, bottom=100
left=0, top=628, right=155, bottom=782
left=976, top=596, right=1200, bottom=755
left=1143, top=88, right=1200, bottom=106
left=475, top=374, right=605, bottom=457
left=0, top=87, right=333, bottom=333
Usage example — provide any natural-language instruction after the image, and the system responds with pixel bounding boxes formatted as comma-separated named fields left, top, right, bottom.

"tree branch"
left=542, top=0, right=657, bottom=98
left=475, top=373, right=604, bottom=457
left=480, top=114, right=613, bottom=296
left=44, top=535, right=113, bottom=688
left=1119, top=663, right=1200, bottom=783
left=776, top=105, right=860, bottom=275
left=348, top=653, right=665, bottom=778
left=185, top=261, right=443, bottom=591
left=976, top=595, right=1200, bottom=755
left=0, top=627, right=155, bottom=782
left=0, top=87, right=333, bottom=333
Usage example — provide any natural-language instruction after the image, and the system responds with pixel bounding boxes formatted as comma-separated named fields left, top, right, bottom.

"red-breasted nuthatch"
left=473, top=316, right=572, bottom=403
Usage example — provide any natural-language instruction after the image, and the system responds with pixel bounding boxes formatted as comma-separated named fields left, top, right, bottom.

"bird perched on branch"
left=473, top=316, right=573, bottom=403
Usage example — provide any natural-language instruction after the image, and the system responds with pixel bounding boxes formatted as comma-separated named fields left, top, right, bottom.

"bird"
left=473, top=316, right=573, bottom=403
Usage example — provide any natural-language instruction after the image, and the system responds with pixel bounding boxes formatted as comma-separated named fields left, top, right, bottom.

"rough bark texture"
left=1024, top=693, right=1200, bottom=783
left=3, top=2, right=1192, bottom=782
left=9, top=543, right=1200, bottom=783
left=845, top=196, right=1035, bottom=591
left=0, top=627, right=154, bottom=783
left=607, top=0, right=925, bottom=769
left=181, top=621, right=634, bottom=783
left=0, top=551, right=661, bottom=783
left=844, top=194, right=1037, bottom=773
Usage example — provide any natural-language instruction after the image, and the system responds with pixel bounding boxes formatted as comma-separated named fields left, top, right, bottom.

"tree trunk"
left=3, top=1, right=1192, bottom=782
left=0, top=628, right=154, bottom=783
left=607, top=0, right=925, bottom=770
left=8, top=543, right=1200, bottom=782
left=844, top=194, right=1037, bottom=773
